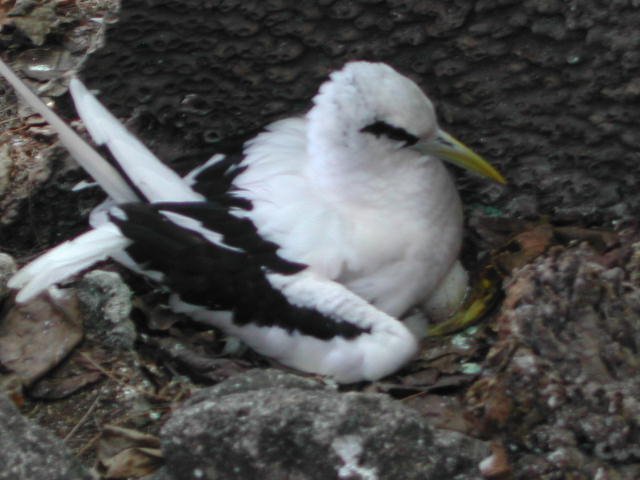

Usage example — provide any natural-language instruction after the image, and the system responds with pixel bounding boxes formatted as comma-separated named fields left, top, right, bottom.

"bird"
left=0, top=59, right=504, bottom=383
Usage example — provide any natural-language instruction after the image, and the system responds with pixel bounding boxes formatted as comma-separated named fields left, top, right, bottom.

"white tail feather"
left=0, top=60, right=207, bottom=302
left=8, top=223, right=131, bottom=303
left=0, top=59, right=137, bottom=203
left=69, top=79, right=202, bottom=203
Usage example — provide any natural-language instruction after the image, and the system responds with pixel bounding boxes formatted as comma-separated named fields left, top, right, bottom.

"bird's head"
left=308, top=61, right=505, bottom=184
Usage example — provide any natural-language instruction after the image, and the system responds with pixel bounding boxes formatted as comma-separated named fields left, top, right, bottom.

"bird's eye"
left=361, top=121, right=419, bottom=147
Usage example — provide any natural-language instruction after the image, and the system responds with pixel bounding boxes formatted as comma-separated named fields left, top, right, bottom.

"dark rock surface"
left=0, top=394, right=92, bottom=480
left=161, top=369, right=490, bottom=480
left=82, top=0, right=640, bottom=224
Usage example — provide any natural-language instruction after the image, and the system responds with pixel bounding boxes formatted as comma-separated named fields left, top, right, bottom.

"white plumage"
left=0, top=59, right=503, bottom=383
left=235, top=71, right=461, bottom=317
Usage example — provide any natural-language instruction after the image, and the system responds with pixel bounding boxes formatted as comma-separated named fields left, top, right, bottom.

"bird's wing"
left=109, top=201, right=418, bottom=383
left=68, top=79, right=202, bottom=204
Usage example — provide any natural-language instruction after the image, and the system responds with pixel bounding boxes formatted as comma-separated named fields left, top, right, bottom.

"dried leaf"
left=418, top=333, right=482, bottom=375
left=0, top=0, right=15, bottom=27
left=99, top=425, right=160, bottom=455
left=26, top=336, right=112, bottom=402
left=465, top=377, right=514, bottom=437
left=479, top=441, right=512, bottom=478
left=470, top=216, right=530, bottom=248
left=7, top=1, right=59, bottom=46
left=98, top=425, right=163, bottom=479
left=102, top=447, right=163, bottom=479
left=28, top=371, right=102, bottom=399
left=0, top=291, right=83, bottom=386
left=0, top=374, right=24, bottom=406
left=403, top=394, right=472, bottom=433
left=401, top=368, right=439, bottom=387
left=143, top=335, right=251, bottom=382
left=493, top=223, right=554, bottom=274
left=554, top=225, right=619, bottom=251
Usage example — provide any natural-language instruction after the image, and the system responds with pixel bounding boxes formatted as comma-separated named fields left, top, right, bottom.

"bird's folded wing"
left=110, top=202, right=418, bottom=382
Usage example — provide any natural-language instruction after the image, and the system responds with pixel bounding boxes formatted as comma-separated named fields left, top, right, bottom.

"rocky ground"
left=1, top=1, right=640, bottom=479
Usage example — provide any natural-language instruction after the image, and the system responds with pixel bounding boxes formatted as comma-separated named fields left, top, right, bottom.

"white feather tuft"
left=9, top=223, right=131, bottom=303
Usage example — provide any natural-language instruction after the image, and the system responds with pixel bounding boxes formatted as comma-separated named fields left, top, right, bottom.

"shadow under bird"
left=0, top=60, right=505, bottom=383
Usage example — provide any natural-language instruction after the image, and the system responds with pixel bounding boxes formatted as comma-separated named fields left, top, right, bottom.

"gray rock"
left=161, top=369, right=488, bottom=480
left=0, top=253, right=16, bottom=298
left=469, top=236, right=640, bottom=479
left=76, top=269, right=136, bottom=350
left=182, top=368, right=328, bottom=406
left=0, top=394, right=92, bottom=480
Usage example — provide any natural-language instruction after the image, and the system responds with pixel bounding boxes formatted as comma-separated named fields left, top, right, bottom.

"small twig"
left=0, top=116, right=20, bottom=126
left=79, top=352, right=172, bottom=402
left=2, top=125, right=30, bottom=135
left=75, top=409, right=168, bottom=458
left=64, top=392, right=101, bottom=443
left=75, top=431, right=102, bottom=457
left=401, top=391, right=427, bottom=403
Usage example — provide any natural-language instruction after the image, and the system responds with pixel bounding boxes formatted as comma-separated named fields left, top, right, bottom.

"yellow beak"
left=418, top=129, right=506, bottom=184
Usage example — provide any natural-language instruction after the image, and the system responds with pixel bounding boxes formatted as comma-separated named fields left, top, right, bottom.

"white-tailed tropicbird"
left=0, top=60, right=504, bottom=383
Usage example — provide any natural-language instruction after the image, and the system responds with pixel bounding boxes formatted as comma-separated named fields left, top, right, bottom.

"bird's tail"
left=0, top=59, right=137, bottom=204
left=8, top=223, right=132, bottom=303
left=0, top=58, right=202, bottom=205
left=0, top=58, right=206, bottom=302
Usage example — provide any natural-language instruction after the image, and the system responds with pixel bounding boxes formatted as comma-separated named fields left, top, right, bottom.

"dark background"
left=81, top=0, right=640, bottom=227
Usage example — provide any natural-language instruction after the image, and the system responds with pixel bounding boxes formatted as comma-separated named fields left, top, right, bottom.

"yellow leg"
left=426, top=264, right=500, bottom=337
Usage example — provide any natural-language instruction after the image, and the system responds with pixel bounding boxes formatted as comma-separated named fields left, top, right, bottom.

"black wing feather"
left=189, top=152, right=252, bottom=209
left=110, top=203, right=369, bottom=340
left=153, top=202, right=303, bottom=274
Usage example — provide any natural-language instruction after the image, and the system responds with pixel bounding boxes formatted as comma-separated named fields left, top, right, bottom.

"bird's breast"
left=237, top=155, right=463, bottom=317
left=336, top=165, right=463, bottom=315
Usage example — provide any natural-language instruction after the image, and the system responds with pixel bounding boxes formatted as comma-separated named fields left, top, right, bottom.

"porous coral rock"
left=467, top=234, right=640, bottom=479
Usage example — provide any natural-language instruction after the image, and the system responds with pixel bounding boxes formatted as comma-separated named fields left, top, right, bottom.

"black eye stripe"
left=361, top=121, right=419, bottom=147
